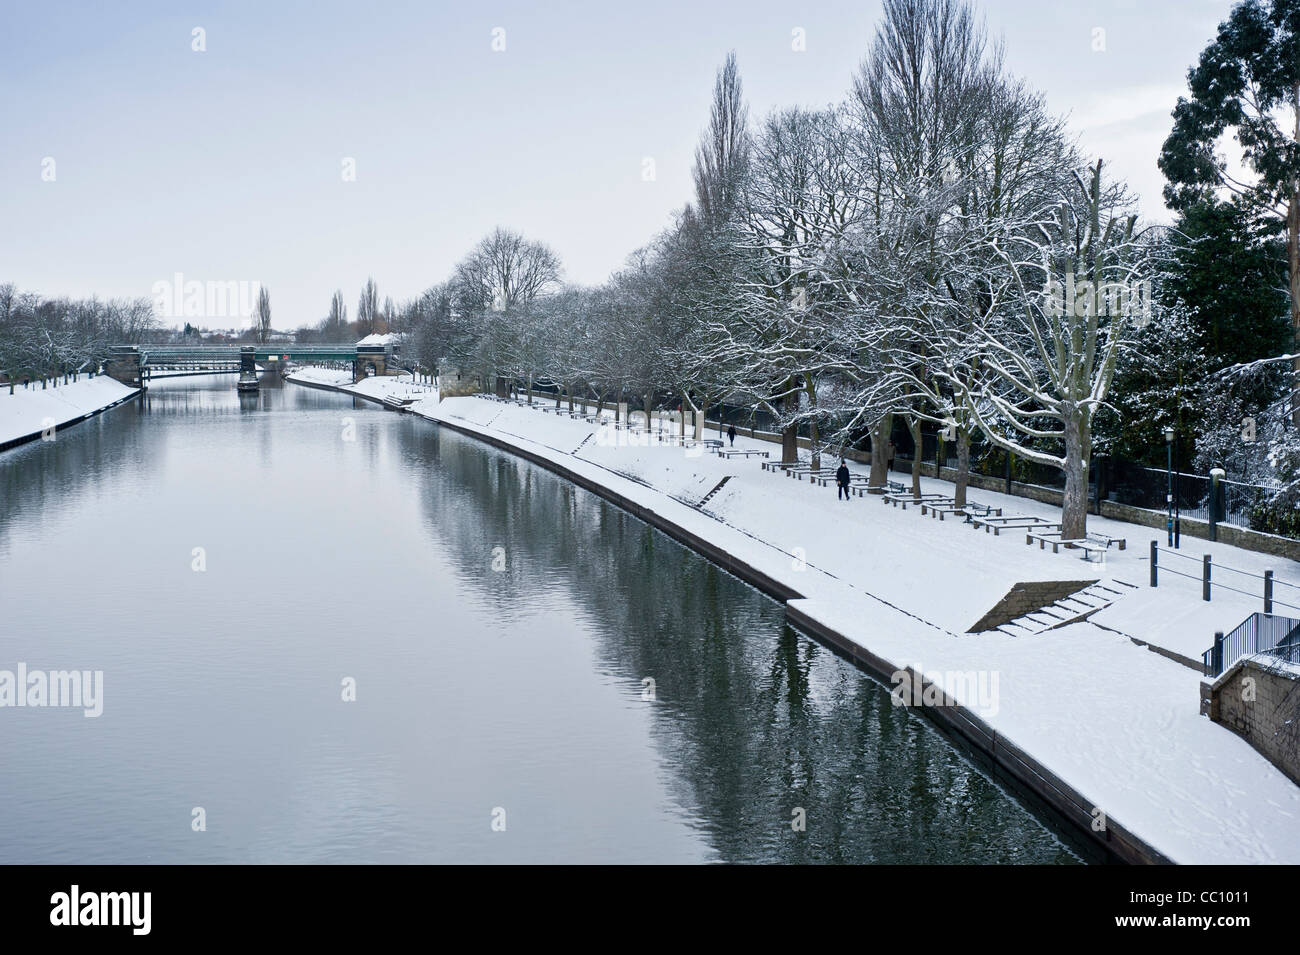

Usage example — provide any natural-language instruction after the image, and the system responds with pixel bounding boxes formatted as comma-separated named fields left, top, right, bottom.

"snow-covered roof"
left=355, top=332, right=405, bottom=346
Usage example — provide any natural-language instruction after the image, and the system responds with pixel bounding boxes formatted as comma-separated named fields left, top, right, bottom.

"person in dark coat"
left=727, top=425, right=736, bottom=446
left=836, top=459, right=851, bottom=500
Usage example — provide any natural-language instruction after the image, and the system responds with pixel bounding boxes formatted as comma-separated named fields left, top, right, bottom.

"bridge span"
left=105, top=343, right=399, bottom=389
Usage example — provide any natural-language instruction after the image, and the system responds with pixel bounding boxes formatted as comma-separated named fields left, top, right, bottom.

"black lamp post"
left=1164, top=427, right=1175, bottom=546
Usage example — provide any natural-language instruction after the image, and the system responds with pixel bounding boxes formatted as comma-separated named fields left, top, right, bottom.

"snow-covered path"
left=0, top=376, right=139, bottom=447
left=398, top=393, right=1300, bottom=865
left=288, top=365, right=435, bottom=404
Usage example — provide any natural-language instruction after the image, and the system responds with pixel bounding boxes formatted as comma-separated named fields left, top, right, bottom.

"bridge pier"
left=354, top=345, right=387, bottom=382
left=237, top=346, right=259, bottom=392
left=105, top=346, right=143, bottom=388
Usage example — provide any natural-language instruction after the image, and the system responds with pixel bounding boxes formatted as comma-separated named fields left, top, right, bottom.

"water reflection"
left=0, top=378, right=1083, bottom=863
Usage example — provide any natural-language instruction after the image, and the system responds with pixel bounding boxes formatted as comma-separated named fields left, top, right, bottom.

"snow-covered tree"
left=964, top=160, right=1152, bottom=539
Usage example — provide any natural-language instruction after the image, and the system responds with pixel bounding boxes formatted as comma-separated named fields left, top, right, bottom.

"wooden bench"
left=1025, top=529, right=1126, bottom=556
left=1085, top=532, right=1126, bottom=551
left=882, top=491, right=947, bottom=509
left=716, top=448, right=769, bottom=459
left=1026, top=529, right=1070, bottom=552
left=919, top=498, right=964, bottom=518
left=810, top=471, right=867, bottom=488
left=922, top=500, right=1003, bottom=522
left=973, top=515, right=1061, bottom=536
left=785, top=467, right=829, bottom=481
left=1070, top=534, right=1126, bottom=560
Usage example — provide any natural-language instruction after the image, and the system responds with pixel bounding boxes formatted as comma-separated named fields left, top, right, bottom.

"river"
left=0, top=376, right=1085, bottom=863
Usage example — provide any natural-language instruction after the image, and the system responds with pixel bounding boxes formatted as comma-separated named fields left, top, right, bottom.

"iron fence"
left=1203, top=613, right=1300, bottom=677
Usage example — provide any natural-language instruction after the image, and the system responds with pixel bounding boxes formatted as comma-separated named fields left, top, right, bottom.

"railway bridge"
left=104, top=343, right=397, bottom=388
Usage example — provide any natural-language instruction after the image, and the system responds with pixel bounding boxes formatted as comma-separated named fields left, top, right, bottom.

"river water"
left=0, top=376, right=1084, bottom=863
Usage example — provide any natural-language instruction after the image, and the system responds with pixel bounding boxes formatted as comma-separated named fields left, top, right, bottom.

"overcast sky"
left=0, top=0, right=1235, bottom=329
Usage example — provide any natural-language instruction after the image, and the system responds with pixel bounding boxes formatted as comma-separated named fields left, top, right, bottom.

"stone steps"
left=995, top=579, right=1138, bottom=635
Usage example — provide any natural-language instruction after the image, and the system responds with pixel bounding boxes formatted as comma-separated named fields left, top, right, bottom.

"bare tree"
left=255, top=287, right=272, bottom=344
left=357, top=278, right=379, bottom=338
left=325, top=290, right=348, bottom=340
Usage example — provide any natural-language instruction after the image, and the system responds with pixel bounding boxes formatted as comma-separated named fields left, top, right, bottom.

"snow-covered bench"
left=882, top=491, right=947, bottom=509
left=1026, top=529, right=1070, bottom=552
left=972, top=515, right=1061, bottom=536
left=785, top=466, right=829, bottom=481
left=921, top=498, right=986, bottom=520
left=1026, top=529, right=1126, bottom=556
left=716, top=448, right=769, bottom=459
left=810, top=471, right=868, bottom=488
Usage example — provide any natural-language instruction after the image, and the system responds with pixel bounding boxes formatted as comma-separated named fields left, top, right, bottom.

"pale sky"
left=0, top=0, right=1234, bottom=329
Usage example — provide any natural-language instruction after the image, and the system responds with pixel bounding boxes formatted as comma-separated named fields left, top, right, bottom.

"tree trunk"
left=781, top=388, right=799, bottom=465
left=909, top=417, right=923, bottom=497
left=868, top=413, right=892, bottom=491
left=643, top=393, right=653, bottom=429
left=1061, top=413, right=1090, bottom=540
left=954, top=427, right=971, bottom=508
left=1289, top=186, right=1300, bottom=426
left=805, top=376, right=820, bottom=471
left=695, top=398, right=707, bottom=440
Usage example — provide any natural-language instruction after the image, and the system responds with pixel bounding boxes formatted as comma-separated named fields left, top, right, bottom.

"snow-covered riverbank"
left=288, top=376, right=1300, bottom=864
left=287, top=365, right=435, bottom=404
left=0, top=376, right=140, bottom=449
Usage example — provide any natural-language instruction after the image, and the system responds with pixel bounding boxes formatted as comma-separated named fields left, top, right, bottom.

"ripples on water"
left=0, top=377, right=1084, bottom=863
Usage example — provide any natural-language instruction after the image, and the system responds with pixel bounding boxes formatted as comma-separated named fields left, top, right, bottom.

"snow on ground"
left=404, top=393, right=1300, bottom=864
left=0, top=376, right=137, bottom=445
left=287, top=365, right=435, bottom=403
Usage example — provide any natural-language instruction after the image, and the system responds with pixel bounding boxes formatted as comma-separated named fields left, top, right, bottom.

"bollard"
left=1203, top=554, right=1212, bottom=601
left=1150, top=540, right=1158, bottom=587
left=1265, top=570, right=1274, bottom=614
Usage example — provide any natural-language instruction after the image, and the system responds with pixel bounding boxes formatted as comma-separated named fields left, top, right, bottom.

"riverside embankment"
left=285, top=367, right=1300, bottom=865
left=0, top=375, right=140, bottom=452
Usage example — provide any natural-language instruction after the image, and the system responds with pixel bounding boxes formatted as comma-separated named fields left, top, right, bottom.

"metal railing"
left=1203, top=613, right=1300, bottom=677
left=1148, top=541, right=1300, bottom=614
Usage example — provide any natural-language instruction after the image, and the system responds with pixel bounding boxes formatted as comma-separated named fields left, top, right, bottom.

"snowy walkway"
left=287, top=366, right=435, bottom=404
left=0, top=376, right=139, bottom=447
left=396, top=393, right=1300, bottom=865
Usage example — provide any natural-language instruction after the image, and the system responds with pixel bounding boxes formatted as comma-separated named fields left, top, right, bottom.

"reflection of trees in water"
left=412, top=424, right=1084, bottom=864
left=0, top=399, right=152, bottom=554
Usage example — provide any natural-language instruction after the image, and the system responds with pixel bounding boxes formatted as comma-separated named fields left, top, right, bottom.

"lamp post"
left=1164, top=427, right=1175, bottom=546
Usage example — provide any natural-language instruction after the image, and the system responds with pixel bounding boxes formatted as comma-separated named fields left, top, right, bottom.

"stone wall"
left=1201, top=657, right=1300, bottom=786
left=104, top=347, right=142, bottom=388
left=438, top=369, right=480, bottom=400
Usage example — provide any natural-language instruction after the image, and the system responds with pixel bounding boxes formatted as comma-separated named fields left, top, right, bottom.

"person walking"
left=727, top=424, right=736, bottom=447
left=836, top=459, right=851, bottom=501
